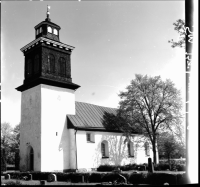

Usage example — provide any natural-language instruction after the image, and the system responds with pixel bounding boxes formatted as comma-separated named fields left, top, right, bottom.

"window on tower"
left=40, top=27, right=42, bottom=33
left=53, top=29, right=58, bottom=35
left=27, top=59, right=33, bottom=77
left=47, top=26, right=52, bottom=33
left=58, top=57, right=66, bottom=77
left=34, top=54, right=39, bottom=74
left=47, top=54, right=55, bottom=74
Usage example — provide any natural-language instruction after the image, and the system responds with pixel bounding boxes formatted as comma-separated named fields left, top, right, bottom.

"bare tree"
left=118, top=74, right=183, bottom=164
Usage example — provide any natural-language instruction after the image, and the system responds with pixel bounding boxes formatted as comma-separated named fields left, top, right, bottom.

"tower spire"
left=46, top=5, right=51, bottom=21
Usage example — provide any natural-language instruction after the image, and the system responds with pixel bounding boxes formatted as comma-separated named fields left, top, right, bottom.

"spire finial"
left=46, top=5, right=51, bottom=21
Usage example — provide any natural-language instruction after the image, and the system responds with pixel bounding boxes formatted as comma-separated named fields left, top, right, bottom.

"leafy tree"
left=168, top=19, right=185, bottom=48
left=1, top=122, right=14, bottom=166
left=157, top=131, right=185, bottom=169
left=117, top=74, right=183, bottom=164
left=12, top=124, right=20, bottom=169
left=1, top=123, right=20, bottom=167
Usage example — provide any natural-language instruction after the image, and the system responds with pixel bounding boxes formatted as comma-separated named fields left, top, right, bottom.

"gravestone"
left=148, top=157, right=154, bottom=173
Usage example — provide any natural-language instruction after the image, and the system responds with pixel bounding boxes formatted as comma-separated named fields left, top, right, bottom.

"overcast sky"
left=1, top=0, right=185, bottom=127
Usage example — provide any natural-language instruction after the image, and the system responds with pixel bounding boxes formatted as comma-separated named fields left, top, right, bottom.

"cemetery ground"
left=1, top=170, right=186, bottom=185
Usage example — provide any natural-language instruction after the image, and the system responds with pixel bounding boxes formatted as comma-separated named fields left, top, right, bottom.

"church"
left=16, top=7, right=157, bottom=172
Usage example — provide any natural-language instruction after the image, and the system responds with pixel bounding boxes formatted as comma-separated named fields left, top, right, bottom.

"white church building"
left=16, top=8, right=157, bottom=172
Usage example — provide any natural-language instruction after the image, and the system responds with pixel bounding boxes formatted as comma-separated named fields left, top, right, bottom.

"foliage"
left=120, top=164, right=137, bottom=171
left=101, top=172, right=129, bottom=183
left=116, top=74, right=183, bottom=164
left=1, top=123, right=20, bottom=167
left=146, top=173, right=177, bottom=185
left=168, top=19, right=185, bottom=48
left=129, top=173, right=147, bottom=184
left=97, top=164, right=116, bottom=172
left=89, top=173, right=104, bottom=183
left=5, top=171, right=187, bottom=184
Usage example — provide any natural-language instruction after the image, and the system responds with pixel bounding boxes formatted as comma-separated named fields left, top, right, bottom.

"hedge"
left=5, top=171, right=187, bottom=185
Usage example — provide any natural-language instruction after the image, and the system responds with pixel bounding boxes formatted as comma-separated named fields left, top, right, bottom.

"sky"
left=1, top=0, right=185, bottom=127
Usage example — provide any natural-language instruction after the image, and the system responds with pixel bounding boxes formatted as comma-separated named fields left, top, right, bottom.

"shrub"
left=69, top=173, right=90, bottom=183
left=177, top=173, right=188, bottom=184
left=97, top=165, right=116, bottom=172
left=56, top=173, right=71, bottom=182
left=121, top=164, right=137, bottom=171
left=146, top=173, right=177, bottom=185
left=154, top=164, right=170, bottom=171
left=176, top=164, right=186, bottom=171
left=7, top=166, right=16, bottom=170
left=89, top=173, right=104, bottom=183
left=129, top=173, right=147, bottom=184
left=63, top=169, right=76, bottom=173
left=136, top=165, right=147, bottom=171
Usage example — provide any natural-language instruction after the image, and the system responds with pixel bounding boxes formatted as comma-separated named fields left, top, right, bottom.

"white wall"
left=40, top=84, right=75, bottom=172
left=20, top=85, right=41, bottom=171
left=76, top=131, right=154, bottom=170
left=20, top=84, right=76, bottom=172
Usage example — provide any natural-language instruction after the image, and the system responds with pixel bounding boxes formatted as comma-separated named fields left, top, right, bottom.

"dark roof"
left=67, top=101, right=118, bottom=131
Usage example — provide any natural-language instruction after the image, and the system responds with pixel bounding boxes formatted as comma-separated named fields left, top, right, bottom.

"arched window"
left=27, top=59, right=33, bottom=77
left=39, top=27, right=42, bottom=33
left=53, top=29, right=58, bottom=35
left=34, top=54, right=39, bottom=74
left=127, top=141, right=134, bottom=157
left=47, top=54, right=55, bottom=74
left=47, top=26, right=52, bottom=33
left=58, top=57, right=66, bottom=77
left=145, top=142, right=150, bottom=156
left=101, top=140, right=109, bottom=158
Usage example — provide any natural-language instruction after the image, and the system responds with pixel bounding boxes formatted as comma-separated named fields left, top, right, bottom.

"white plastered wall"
left=20, top=85, right=41, bottom=171
left=20, top=84, right=76, bottom=172
left=40, top=84, right=75, bottom=172
left=76, top=131, right=155, bottom=170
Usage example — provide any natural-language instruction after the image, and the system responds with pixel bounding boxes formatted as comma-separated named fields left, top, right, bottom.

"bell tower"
left=16, top=6, right=80, bottom=172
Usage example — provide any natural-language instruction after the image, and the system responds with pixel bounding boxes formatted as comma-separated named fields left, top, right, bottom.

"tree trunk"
left=152, top=144, right=157, bottom=164
left=152, top=136, right=158, bottom=164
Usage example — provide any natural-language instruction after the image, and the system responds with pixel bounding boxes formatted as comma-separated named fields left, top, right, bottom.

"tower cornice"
left=20, top=37, right=75, bottom=53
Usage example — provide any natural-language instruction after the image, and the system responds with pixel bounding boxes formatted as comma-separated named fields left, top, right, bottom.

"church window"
left=101, top=140, right=109, bottom=158
left=36, top=29, right=39, bottom=35
left=127, top=141, right=134, bottom=157
left=86, top=133, right=95, bottom=143
left=58, top=57, right=66, bottom=77
left=39, top=27, right=42, bottom=33
left=27, top=59, right=33, bottom=77
left=47, top=26, right=52, bottom=33
left=34, top=54, right=39, bottom=74
left=47, top=54, right=55, bottom=74
left=53, top=29, right=58, bottom=35
left=145, top=142, right=150, bottom=156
